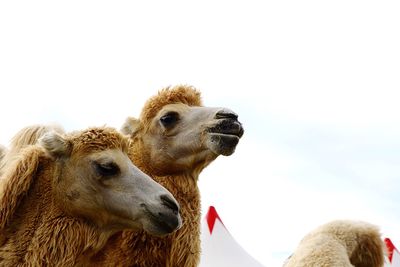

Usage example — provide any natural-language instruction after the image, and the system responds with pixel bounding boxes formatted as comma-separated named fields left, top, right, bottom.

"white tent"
left=385, top=238, right=400, bottom=267
left=200, top=206, right=265, bottom=267
left=200, top=205, right=399, bottom=267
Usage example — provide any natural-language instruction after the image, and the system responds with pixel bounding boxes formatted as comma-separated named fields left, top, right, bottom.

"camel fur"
left=0, top=127, right=181, bottom=266
left=94, top=85, right=244, bottom=267
left=0, top=145, right=6, bottom=170
left=0, top=124, right=65, bottom=177
left=283, top=220, right=385, bottom=267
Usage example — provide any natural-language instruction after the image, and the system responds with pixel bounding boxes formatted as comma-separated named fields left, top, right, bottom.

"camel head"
left=121, top=85, right=244, bottom=175
left=39, top=127, right=181, bottom=235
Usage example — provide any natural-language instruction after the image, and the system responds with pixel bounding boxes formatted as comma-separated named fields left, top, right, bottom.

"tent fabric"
left=200, top=206, right=265, bottom=267
left=385, top=238, right=400, bottom=267
left=200, top=205, right=399, bottom=267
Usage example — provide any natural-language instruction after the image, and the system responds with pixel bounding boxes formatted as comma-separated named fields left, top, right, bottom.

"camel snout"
left=160, top=194, right=180, bottom=215
left=157, top=194, right=182, bottom=232
left=215, top=108, right=238, bottom=121
left=141, top=192, right=182, bottom=235
left=157, top=208, right=182, bottom=233
left=209, top=108, right=244, bottom=139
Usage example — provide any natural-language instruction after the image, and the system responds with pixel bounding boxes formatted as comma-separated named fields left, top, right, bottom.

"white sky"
left=1, top=1, right=400, bottom=266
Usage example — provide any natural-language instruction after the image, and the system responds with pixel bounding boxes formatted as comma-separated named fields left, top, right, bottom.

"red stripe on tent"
left=385, top=238, right=398, bottom=262
left=206, top=206, right=224, bottom=234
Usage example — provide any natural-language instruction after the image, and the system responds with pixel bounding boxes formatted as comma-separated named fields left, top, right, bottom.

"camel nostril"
left=160, top=194, right=180, bottom=214
left=215, top=110, right=238, bottom=121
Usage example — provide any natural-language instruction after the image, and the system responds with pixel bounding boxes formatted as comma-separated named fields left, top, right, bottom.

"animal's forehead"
left=69, top=128, right=130, bottom=154
left=140, top=85, right=202, bottom=122
left=85, top=148, right=127, bottom=162
left=157, top=103, right=191, bottom=114
left=156, top=103, right=217, bottom=118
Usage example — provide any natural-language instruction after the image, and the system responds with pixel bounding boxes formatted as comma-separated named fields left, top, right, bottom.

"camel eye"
left=94, top=161, right=120, bottom=177
left=160, top=112, right=179, bottom=127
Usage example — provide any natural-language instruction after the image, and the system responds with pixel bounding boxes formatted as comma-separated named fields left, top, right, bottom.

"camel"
left=0, top=127, right=182, bottom=266
left=283, top=220, right=385, bottom=267
left=94, top=85, right=244, bottom=266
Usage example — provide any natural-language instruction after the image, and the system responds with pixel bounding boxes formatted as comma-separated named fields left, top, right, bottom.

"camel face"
left=140, top=103, right=244, bottom=173
left=41, top=130, right=181, bottom=236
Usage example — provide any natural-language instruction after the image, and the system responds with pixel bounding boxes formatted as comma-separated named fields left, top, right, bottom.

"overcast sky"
left=1, top=1, right=399, bottom=266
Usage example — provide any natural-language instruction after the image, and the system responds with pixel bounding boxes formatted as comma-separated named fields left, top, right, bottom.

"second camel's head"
left=121, top=85, right=244, bottom=176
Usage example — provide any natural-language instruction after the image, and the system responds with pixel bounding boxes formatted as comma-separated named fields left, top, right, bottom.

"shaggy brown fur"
left=0, top=147, right=112, bottom=266
left=0, top=128, right=122, bottom=266
left=0, top=124, right=65, bottom=176
left=0, top=127, right=178, bottom=266
left=284, top=220, right=385, bottom=267
left=94, top=85, right=243, bottom=266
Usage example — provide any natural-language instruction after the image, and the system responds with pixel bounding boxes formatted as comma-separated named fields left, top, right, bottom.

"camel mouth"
left=209, top=133, right=240, bottom=151
left=210, top=132, right=242, bottom=139
left=144, top=207, right=182, bottom=236
left=207, top=119, right=244, bottom=138
left=206, top=119, right=244, bottom=156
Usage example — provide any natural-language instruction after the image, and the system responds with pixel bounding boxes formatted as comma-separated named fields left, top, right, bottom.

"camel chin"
left=207, top=133, right=241, bottom=156
left=142, top=214, right=182, bottom=237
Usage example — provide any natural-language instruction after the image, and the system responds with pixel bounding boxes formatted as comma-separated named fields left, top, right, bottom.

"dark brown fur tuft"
left=350, top=223, right=385, bottom=267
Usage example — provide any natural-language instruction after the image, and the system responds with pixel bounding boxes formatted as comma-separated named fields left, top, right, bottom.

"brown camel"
left=0, top=127, right=181, bottom=266
left=94, top=85, right=244, bottom=266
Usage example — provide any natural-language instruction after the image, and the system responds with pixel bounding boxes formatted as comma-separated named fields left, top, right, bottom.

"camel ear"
left=121, top=117, right=141, bottom=136
left=39, top=131, right=71, bottom=158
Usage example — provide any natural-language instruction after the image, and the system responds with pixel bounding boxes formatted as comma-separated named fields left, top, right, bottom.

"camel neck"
left=153, top=172, right=199, bottom=200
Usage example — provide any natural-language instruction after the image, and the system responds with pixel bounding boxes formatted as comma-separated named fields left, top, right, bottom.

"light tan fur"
left=94, top=85, right=244, bottom=266
left=0, top=124, right=65, bottom=177
left=0, top=127, right=181, bottom=266
left=0, top=145, right=6, bottom=164
left=284, top=220, right=385, bottom=267
left=0, top=145, right=6, bottom=185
